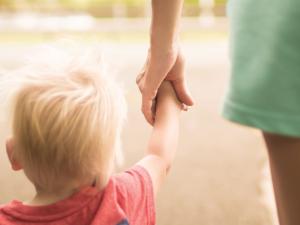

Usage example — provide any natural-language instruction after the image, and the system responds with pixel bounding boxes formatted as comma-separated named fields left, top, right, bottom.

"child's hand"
left=157, top=81, right=176, bottom=99
left=154, top=81, right=183, bottom=120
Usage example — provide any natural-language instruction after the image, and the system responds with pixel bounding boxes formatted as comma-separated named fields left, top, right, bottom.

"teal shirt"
left=223, top=0, right=300, bottom=137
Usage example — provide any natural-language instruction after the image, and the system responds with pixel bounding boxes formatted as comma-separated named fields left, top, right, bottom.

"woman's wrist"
left=149, top=38, right=180, bottom=71
left=150, top=33, right=179, bottom=55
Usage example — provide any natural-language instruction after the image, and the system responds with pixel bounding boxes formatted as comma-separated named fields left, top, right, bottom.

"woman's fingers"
left=136, top=72, right=145, bottom=93
left=142, top=94, right=155, bottom=125
left=140, top=64, right=168, bottom=125
left=136, top=52, right=150, bottom=92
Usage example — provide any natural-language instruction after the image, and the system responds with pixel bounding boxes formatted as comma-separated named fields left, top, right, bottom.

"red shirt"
left=0, top=166, right=155, bottom=225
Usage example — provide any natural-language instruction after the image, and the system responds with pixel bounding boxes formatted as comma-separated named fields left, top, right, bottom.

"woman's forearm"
left=150, top=0, right=184, bottom=52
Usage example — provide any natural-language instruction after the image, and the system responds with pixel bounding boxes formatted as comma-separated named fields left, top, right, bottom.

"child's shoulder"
left=113, top=165, right=152, bottom=188
left=109, top=165, right=155, bottom=225
left=108, top=165, right=153, bottom=199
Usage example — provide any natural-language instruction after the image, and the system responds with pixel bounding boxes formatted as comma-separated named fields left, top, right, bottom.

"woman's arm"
left=150, top=0, right=183, bottom=52
left=137, top=0, right=193, bottom=125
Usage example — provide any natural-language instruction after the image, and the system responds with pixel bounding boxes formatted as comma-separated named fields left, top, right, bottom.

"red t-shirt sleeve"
left=114, top=165, right=155, bottom=225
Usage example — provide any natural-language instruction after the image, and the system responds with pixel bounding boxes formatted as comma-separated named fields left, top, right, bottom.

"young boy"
left=0, top=50, right=182, bottom=225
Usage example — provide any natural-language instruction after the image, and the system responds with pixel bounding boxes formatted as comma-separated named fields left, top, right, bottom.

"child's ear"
left=6, top=137, right=22, bottom=171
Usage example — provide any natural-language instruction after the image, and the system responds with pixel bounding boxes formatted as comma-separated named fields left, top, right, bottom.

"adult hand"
left=136, top=47, right=194, bottom=125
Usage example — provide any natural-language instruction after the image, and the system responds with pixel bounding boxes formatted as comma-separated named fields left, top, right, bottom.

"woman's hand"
left=136, top=47, right=194, bottom=125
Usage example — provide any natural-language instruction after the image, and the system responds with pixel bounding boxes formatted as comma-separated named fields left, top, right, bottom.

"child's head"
left=4, top=47, right=126, bottom=192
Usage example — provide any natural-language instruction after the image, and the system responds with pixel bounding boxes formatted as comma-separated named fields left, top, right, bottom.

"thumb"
left=172, top=79, right=194, bottom=106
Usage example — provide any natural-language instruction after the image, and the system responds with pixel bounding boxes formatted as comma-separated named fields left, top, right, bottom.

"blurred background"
left=0, top=1, right=278, bottom=225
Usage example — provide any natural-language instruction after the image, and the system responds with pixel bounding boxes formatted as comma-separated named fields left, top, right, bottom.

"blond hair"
left=6, top=46, right=126, bottom=191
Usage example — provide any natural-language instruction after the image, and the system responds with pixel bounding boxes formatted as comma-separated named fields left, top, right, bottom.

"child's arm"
left=138, top=81, right=181, bottom=195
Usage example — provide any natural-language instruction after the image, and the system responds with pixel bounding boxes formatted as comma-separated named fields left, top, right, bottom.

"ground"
left=0, top=23, right=277, bottom=225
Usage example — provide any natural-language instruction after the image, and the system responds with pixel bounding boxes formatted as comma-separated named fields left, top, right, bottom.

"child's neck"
left=26, top=181, right=88, bottom=206
left=28, top=188, right=78, bottom=206
left=26, top=179, right=99, bottom=206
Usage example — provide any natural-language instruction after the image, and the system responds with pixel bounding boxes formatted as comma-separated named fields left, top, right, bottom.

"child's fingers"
left=181, top=103, right=189, bottom=111
left=182, top=104, right=188, bottom=111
